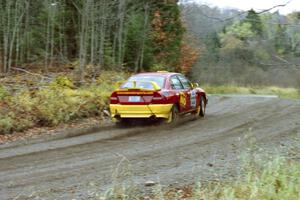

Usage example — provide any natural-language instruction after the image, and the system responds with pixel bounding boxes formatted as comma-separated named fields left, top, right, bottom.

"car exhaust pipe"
left=115, top=114, right=121, bottom=120
left=149, top=115, right=157, bottom=121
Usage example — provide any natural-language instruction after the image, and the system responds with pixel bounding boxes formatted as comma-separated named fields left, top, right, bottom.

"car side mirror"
left=192, top=83, right=199, bottom=88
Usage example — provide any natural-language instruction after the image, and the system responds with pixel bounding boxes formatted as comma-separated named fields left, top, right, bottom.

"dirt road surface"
left=0, top=96, right=299, bottom=199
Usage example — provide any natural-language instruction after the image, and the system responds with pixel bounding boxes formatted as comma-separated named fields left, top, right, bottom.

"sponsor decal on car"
left=190, top=90, right=197, bottom=108
left=179, top=92, right=187, bottom=107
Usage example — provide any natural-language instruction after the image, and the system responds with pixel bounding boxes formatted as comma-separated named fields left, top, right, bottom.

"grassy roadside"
left=148, top=156, right=300, bottom=200
left=0, top=71, right=128, bottom=135
left=203, top=85, right=300, bottom=99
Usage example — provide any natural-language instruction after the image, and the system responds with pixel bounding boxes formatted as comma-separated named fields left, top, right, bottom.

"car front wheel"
left=199, top=96, right=206, bottom=117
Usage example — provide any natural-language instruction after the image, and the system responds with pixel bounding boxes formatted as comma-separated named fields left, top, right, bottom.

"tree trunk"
left=117, top=0, right=126, bottom=67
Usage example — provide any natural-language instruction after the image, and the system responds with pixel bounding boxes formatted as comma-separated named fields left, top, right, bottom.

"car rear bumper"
left=110, top=104, right=173, bottom=119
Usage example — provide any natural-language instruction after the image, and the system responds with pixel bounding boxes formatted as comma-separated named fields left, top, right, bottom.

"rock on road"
left=0, top=96, right=299, bottom=199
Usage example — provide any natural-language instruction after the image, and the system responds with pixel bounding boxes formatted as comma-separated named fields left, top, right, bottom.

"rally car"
left=109, top=71, right=208, bottom=123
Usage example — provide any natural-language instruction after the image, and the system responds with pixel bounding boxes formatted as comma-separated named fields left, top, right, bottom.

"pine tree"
left=274, top=24, right=290, bottom=54
left=244, top=9, right=263, bottom=36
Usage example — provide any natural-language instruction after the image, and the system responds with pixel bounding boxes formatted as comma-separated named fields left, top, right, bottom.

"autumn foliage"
left=150, top=4, right=185, bottom=71
left=152, top=11, right=168, bottom=45
left=151, top=5, right=199, bottom=74
left=151, top=10, right=169, bottom=64
left=178, top=40, right=200, bottom=74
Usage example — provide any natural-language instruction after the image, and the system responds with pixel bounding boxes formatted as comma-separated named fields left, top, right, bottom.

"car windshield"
left=121, top=75, right=165, bottom=89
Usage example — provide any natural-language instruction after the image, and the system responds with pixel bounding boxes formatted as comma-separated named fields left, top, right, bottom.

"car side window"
left=178, top=75, right=192, bottom=89
left=170, top=76, right=184, bottom=90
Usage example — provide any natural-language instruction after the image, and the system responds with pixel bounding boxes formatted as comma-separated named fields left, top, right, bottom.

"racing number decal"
left=179, top=92, right=187, bottom=107
left=190, top=90, right=197, bottom=108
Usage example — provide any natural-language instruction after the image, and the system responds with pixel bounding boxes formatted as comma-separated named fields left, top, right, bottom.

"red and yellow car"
left=109, top=72, right=208, bottom=123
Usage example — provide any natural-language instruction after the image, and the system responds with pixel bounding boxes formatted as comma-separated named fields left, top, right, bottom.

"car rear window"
left=121, top=75, right=165, bottom=89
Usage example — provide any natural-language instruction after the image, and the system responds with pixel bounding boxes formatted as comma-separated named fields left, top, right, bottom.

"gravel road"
left=0, top=96, right=299, bottom=199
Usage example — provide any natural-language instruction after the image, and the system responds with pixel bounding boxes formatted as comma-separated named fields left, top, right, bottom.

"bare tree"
left=116, top=0, right=126, bottom=67
left=138, top=2, right=149, bottom=72
left=0, top=0, right=27, bottom=74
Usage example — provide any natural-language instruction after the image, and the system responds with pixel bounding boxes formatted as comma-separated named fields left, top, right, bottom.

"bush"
left=0, top=71, right=126, bottom=134
left=0, top=86, right=110, bottom=133
left=50, top=76, right=74, bottom=89
left=0, top=116, right=14, bottom=134
left=0, top=85, right=9, bottom=100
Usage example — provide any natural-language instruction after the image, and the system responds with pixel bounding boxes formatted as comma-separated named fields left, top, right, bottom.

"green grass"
left=148, top=146, right=300, bottom=200
left=189, top=157, right=300, bottom=200
left=203, top=85, right=300, bottom=99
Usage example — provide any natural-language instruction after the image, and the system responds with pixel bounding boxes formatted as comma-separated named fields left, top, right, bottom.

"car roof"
left=132, top=72, right=180, bottom=78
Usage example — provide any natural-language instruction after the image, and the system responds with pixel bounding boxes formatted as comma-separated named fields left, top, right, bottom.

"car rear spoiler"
left=117, top=81, right=161, bottom=91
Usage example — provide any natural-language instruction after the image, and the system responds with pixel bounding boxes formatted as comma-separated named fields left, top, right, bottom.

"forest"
left=0, top=0, right=191, bottom=78
left=2, top=1, right=299, bottom=86
left=0, top=0, right=300, bottom=135
left=0, top=0, right=194, bottom=134
left=181, top=2, right=300, bottom=87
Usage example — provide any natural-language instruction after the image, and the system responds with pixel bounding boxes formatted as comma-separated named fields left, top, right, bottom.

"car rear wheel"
left=166, top=105, right=179, bottom=124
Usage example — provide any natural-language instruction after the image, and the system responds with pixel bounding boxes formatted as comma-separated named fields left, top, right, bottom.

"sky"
left=190, top=0, right=300, bottom=15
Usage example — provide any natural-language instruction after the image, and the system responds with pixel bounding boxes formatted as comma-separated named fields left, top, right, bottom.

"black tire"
left=165, top=105, right=179, bottom=124
left=199, top=96, right=206, bottom=117
left=171, top=105, right=179, bottom=123
left=115, top=118, right=131, bottom=127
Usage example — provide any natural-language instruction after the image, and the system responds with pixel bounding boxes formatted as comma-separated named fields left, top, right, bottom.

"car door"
left=177, top=75, right=196, bottom=111
left=170, top=75, right=188, bottom=112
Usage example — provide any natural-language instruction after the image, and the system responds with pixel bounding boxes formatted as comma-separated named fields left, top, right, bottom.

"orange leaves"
left=151, top=10, right=172, bottom=65
left=151, top=11, right=168, bottom=46
left=151, top=8, right=186, bottom=69
left=179, top=41, right=200, bottom=74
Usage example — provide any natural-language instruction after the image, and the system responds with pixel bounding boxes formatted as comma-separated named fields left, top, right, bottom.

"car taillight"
left=110, top=92, right=119, bottom=104
left=151, top=92, right=165, bottom=104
